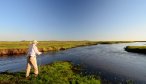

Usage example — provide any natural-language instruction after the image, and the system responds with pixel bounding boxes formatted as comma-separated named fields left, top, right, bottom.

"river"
left=0, top=42, right=146, bottom=83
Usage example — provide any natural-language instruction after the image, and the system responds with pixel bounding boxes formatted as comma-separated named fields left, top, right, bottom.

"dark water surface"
left=0, top=42, right=146, bottom=83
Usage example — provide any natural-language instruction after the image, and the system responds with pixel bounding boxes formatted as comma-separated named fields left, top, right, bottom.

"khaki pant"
left=26, top=56, right=38, bottom=77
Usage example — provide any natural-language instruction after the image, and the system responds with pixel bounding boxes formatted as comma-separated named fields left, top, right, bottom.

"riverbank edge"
left=124, top=46, right=146, bottom=54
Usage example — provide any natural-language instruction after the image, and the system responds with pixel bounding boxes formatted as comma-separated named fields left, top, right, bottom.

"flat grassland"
left=0, top=41, right=98, bottom=56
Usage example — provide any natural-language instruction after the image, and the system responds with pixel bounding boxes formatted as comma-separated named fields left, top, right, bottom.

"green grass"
left=0, top=61, right=101, bottom=84
left=0, top=61, right=134, bottom=84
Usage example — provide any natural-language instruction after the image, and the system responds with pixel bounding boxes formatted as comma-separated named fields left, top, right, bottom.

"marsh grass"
left=0, top=41, right=98, bottom=56
left=0, top=41, right=98, bottom=49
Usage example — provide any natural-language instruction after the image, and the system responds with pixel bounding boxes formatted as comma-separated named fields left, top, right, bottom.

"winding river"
left=0, top=42, right=146, bottom=83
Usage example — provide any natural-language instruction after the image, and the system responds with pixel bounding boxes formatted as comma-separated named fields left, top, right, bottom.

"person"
left=26, top=40, right=42, bottom=78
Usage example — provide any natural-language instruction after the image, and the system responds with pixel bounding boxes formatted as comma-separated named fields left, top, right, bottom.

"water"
left=0, top=42, right=146, bottom=83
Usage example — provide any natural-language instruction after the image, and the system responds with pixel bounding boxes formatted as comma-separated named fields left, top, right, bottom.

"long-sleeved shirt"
left=27, top=44, right=41, bottom=57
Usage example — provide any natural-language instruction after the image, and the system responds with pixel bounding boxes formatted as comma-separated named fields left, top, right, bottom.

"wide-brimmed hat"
left=32, top=40, right=38, bottom=44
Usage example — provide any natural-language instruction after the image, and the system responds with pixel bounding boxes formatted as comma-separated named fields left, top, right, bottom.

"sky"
left=0, top=0, right=146, bottom=41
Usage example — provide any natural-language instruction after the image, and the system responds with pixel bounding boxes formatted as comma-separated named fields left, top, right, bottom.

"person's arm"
left=33, top=45, right=42, bottom=55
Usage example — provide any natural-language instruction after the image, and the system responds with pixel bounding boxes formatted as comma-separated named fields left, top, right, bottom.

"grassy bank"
left=0, top=41, right=98, bottom=56
left=125, top=46, right=146, bottom=54
left=0, top=61, right=101, bottom=84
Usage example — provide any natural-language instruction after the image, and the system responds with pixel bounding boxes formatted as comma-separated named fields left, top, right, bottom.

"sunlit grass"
left=0, top=41, right=98, bottom=55
left=0, top=41, right=98, bottom=49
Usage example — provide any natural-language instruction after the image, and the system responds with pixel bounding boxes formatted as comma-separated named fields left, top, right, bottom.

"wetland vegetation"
left=0, top=41, right=133, bottom=56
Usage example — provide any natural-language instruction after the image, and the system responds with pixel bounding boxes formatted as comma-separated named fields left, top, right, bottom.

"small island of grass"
left=125, top=46, right=146, bottom=54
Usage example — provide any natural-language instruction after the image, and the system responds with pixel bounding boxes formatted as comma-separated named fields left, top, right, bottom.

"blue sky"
left=0, top=0, right=146, bottom=41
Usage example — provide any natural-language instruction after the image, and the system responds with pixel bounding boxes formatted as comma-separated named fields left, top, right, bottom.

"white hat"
left=32, top=40, right=38, bottom=44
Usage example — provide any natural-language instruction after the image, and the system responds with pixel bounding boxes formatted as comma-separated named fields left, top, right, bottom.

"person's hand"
left=39, top=52, right=42, bottom=55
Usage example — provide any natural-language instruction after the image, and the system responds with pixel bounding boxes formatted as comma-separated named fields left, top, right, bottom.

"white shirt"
left=27, top=44, right=41, bottom=57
